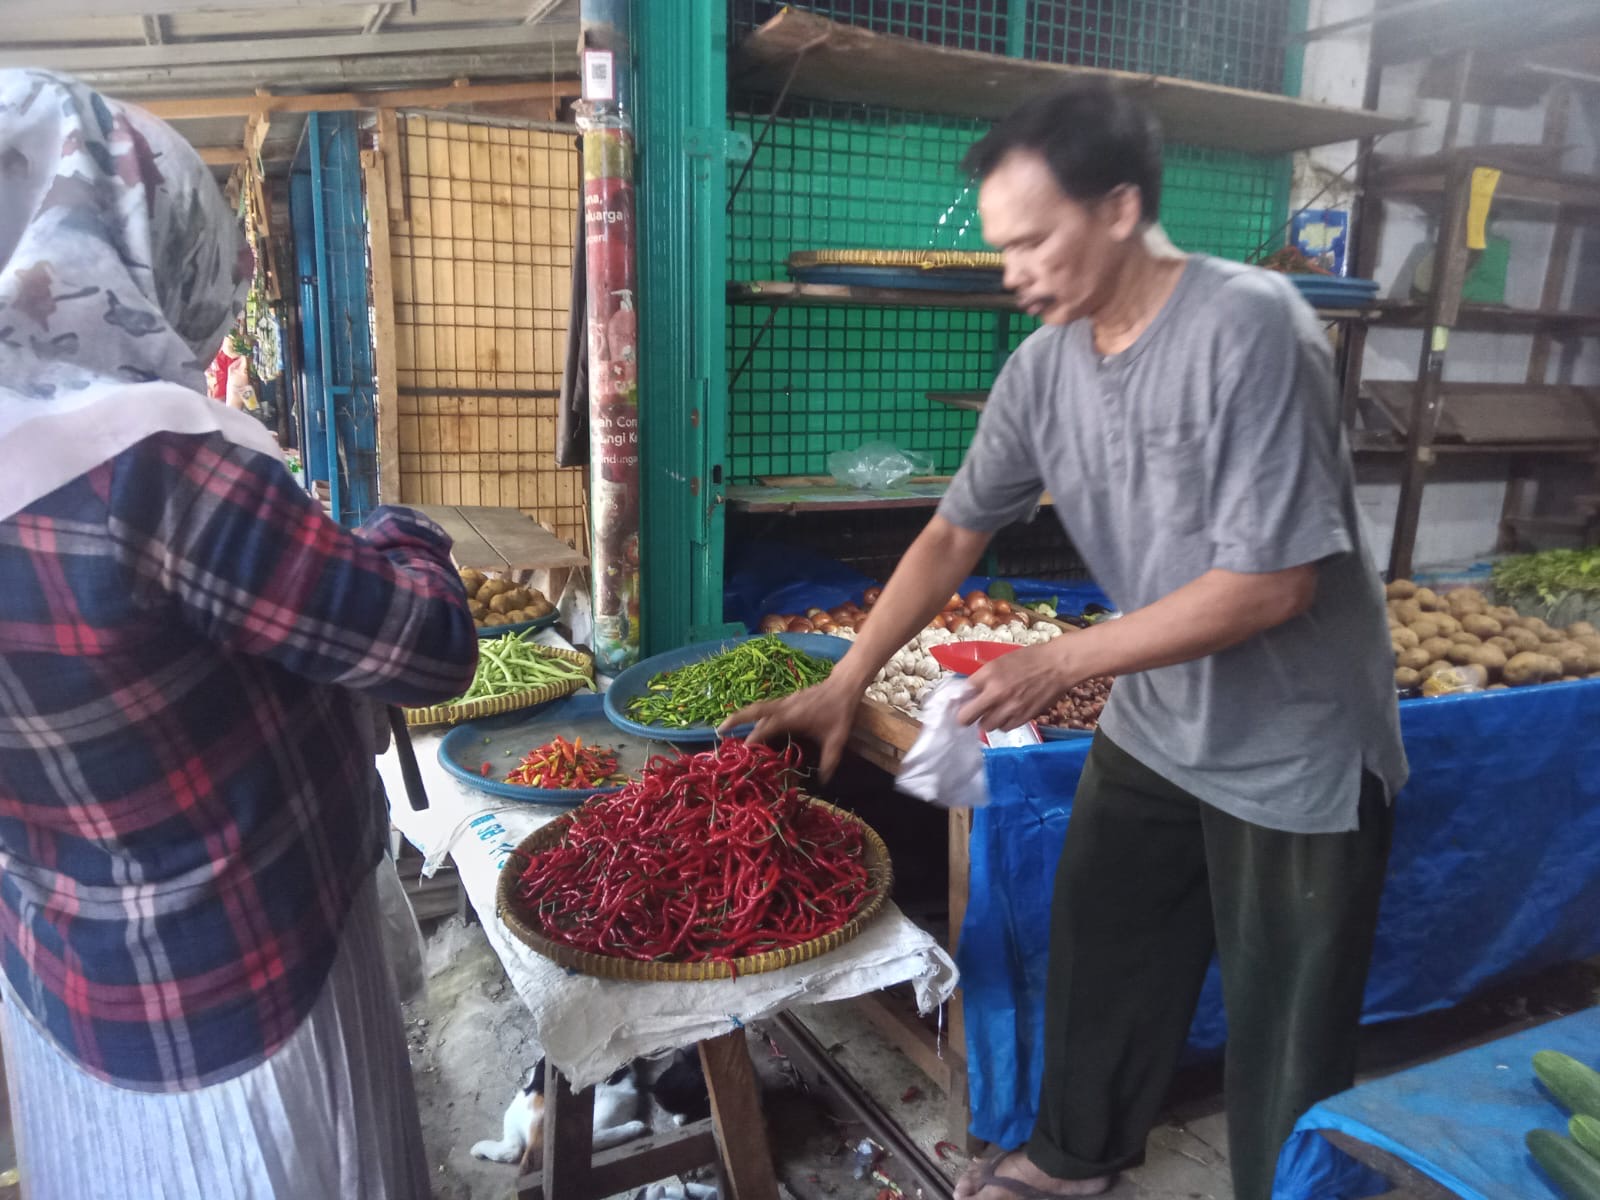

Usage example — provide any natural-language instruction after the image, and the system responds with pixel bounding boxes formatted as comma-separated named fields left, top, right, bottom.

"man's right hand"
left=719, top=673, right=859, bottom=782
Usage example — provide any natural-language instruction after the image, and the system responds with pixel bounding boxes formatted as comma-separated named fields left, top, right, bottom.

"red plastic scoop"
left=928, top=641, right=1022, bottom=676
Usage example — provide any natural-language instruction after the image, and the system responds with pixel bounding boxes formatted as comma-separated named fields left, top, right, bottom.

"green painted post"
left=632, top=0, right=736, bottom=652
left=1005, top=0, right=1027, bottom=57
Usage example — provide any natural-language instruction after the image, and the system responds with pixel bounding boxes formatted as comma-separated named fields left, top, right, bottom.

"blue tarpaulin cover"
left=1286, top=1006, right=1600, bottom=1200
left=959, top=679, right=1600, bottom=1196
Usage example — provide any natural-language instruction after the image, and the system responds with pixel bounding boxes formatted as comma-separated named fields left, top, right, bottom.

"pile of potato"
left=460, top=569, right=556, bottom=628
left=1387, top=580, right=1600, bottom=692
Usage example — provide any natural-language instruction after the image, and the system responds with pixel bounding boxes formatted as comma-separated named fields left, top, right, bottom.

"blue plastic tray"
left=603, top=633, right=853, bottom=744
left=437, top=694, right=673, bottom=806
left=1037, top=725, right=1093, bottom=741
left=476, top=609, right=559, bottom=639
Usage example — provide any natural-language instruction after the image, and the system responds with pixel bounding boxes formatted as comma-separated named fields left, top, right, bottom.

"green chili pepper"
left=625, top=635, right=833, bottom=728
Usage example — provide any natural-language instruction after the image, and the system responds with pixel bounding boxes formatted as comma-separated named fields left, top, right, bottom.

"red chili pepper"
left=480, top=761, right=492, bottom=776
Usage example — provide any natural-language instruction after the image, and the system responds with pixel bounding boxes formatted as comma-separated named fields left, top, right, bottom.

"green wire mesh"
left=726, top=0, right=1290, bottom=483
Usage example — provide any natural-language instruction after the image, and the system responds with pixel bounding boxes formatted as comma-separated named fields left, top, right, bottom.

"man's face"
left=978, top=150, right=1140, bottom=325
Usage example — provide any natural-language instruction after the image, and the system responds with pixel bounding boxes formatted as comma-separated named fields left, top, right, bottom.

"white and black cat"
left=471, top=1050, right=710, bottom=1173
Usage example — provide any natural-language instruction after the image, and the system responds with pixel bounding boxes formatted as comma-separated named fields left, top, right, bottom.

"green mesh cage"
left=726, top=0, right=1291, bottom=484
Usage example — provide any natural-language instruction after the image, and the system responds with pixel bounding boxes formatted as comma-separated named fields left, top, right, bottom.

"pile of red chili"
left=512, top=740, right=875, bottom=968
left=505, top=736, right=627, bottom=789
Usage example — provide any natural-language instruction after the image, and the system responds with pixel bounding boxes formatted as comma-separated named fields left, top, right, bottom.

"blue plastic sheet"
left=1289, top=1007, right=1600, bottom=1200
left=959, top=679, right=1600, bottom=1187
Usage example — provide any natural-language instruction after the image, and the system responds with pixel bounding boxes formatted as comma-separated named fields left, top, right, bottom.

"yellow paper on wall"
left=1466, top=168, right=1501, bottom=251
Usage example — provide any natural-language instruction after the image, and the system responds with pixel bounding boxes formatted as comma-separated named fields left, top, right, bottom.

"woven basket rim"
left=788, top=247, right=1003, bottom=270
left=404, top=643, right=593, bottom=729
left=495, top=797, right=893, bottom=982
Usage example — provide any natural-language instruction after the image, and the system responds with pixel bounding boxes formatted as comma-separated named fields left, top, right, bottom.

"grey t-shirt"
left=939, top=255, right=1407, bottom=833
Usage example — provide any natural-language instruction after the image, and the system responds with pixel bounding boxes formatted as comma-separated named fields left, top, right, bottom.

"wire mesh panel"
left=389, top=114, right=587, bottom=551
left=725, top=0, right=1292, bottom=486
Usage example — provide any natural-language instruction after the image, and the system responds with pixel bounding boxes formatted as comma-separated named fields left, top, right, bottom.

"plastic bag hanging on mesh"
left=555, top=135, right=589, bottom=469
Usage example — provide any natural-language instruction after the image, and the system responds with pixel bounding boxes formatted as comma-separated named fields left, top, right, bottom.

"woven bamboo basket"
left=788, top=248, right=1003, bottom=271
left=495, top=799, right=893, bottom=982
left=404, top=645, right=594, bottom=729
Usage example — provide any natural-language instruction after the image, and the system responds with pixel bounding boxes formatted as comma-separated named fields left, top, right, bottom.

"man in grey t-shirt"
left=728, top=83, right=1405, bottom=1200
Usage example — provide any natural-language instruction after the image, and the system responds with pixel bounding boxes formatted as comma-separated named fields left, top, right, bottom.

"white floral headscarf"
left=0, top=70, right=278, bottom=521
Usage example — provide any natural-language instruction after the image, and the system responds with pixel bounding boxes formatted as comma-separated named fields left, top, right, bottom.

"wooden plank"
left=458, top=506, right=588, bottom=571
left=1364, top=382, right=1600, bottom=444
left=699, top=1030, right=780, bottom=1200
left=376, top=108, right=405, bottom=225
left=137, top=80, right=573, bottom=122
left=1319, top=1131, right=1457, bottom=1200
left=515, top=1119, right=719, bottom=1200
left=413, top=504, right=505, bottom=571
left=52, top=0, right=374, bottom=12
left=928, top=390, right=988, bottom=412
left=728, top=279, right=1018, bottom=312
left=196, top=146, right=246, bottom=165
left=850, top=992, right=953, bottom=1092
left=732, top=9, right=1413, bottom=155
left=849, top=698, right=921, bottom=774
left=541, top=1068, right=594, bottom=1200
left=363, top=149, right=402, bottom=506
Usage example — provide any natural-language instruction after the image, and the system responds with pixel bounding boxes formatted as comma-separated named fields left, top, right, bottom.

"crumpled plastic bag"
left=827, top=440, right=935, bottom=490
left=375, top=851, right=427, bottom=1002
left=895, top=678, right=989, bottom=809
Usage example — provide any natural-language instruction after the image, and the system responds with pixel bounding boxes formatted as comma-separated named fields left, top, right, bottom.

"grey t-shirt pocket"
left=1143, top=429, right=1207, bottom=535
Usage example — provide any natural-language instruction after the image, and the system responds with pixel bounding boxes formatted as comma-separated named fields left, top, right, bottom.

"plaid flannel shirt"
left=0, top=432, right=476, bottom=1091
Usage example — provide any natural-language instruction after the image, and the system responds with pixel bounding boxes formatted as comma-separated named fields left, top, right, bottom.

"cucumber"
left=1528, top=1129, right=1600, bottom=1200
left=1535, top=1051, right=1600, bottom=1120
left=1573, top=1115, right=1600, bottom=1163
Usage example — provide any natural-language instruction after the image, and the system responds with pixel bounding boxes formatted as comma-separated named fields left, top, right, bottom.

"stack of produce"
left=460, top=568, right=556, bottom=627
left=624, top=634, right=834, bottom=729
left=504, top=737, right=627, bottom=790
left=445, top=631, right=591, bottom=707
left=510, top=740, right=877, bottom=967
left=1527, top=1049, right=1600, bottom=1200
left=1038, top=676, right=1115, bottom=732
left=759, top=586, right=1047, bottom=636
left=857, top=617, right=1070, bottom=718
left=1387, top=581, right=1600, bottom=694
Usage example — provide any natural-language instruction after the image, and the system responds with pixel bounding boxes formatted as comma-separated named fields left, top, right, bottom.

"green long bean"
left=454, top=633, right=592, bottom=704
left=625, top=635, right=833, bottom=729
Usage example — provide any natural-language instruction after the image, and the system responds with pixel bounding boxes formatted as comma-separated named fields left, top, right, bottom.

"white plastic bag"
left=375, top=852, right=427, bottom=1002
left=895, top=678, right=989, bottom=809
left=827, top=441, right=934, bottom=490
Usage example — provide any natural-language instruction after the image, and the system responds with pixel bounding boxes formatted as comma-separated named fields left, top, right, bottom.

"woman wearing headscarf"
left=0, top=71, right=477, bottom=1198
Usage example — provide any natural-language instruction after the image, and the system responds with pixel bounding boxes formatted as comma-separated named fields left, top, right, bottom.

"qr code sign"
left=584, top=50, right=615, bottom=101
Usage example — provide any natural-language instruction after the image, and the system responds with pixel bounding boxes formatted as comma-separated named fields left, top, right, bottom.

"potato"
left=1503, top=652, right=1552, bottom=686
left=467, top=599, right=488, bottom=621
left=459, top=567, right=487, bottom=590
left=1391, top=626, right=1421, bottom=651
left=1386, top=579, right=1419, bottom=600
left=1468, top=644, right=1507, bottom=678
left=482, top=612, right=508, bottom=627
left=1446, top=586, right=1486, bottom=611
left=1420, top=636, right=1454, bottom=661
left=1413, top=586, right=1444, bottom=611
left=1567, top=620, right=1598, bottom=639
left=491, top=592, right=524, bottom=614
left=1431, top=613, right=1462, bottom=635
left=1394, top=667, right=1422, bottom=690
left=1504, top=626, right=1542, bottom=653
left=1562, top=675, right=1582, bottom=683
left=1389, top=599, right=1423, bottom=626
left=1539, top=627, right=1566, bottom=644
left=1489, top=606, right=1520, bottom=623
left=1520, top=616, right=1552, bottom=637
left=1446, top=643, right=1481, bottom=666
left=1539, top=654, right=1563, bottom=677
left=1548, top=641, right=1590, bottom=675
left=1487, top=682, right=1509, bottom=690
left=1460, top=614, right=1502, bottom=638
left=1574, top=634, right=1600, bottom=655
left=1449, top=631, right=1481, bottom=646
left=1460, top=663, right=1490, bottom=689
left=1421, top=660, right=1458, bottom=681
left=1487, top=636, right=1517, bottom=656
left=527, top=598, right=555, bottom=618
left=1397, top=647, right=1431, bottom=671
left=1408, top=617, right=1443, bottom=641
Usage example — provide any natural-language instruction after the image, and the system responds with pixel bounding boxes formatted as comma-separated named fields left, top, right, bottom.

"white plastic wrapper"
left=895, top=678, right=989, bottom=809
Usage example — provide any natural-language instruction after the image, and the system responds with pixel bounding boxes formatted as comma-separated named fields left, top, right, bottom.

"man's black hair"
left=961, top=81, right=1163, bottom=223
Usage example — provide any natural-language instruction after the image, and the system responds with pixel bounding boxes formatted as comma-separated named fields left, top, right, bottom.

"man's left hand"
left=957, top=638, right=1083, bottom=732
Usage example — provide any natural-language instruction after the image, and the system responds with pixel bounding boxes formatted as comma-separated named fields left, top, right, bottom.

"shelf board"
left=1371, top=147, right=1600, bottom=211
left=732, top=9, right=1414, bottom=156
left=1361, top=381, right=1600, bottom=445
left=728, top=475, right=1054, bottom=514
left=927, top=391, right=987, bottom=413
left=1363, top=302, right=1600, bottom=336
left=728, top=280, right=1018, bottom=312
left=1350, top=434, right=1599, bottom=457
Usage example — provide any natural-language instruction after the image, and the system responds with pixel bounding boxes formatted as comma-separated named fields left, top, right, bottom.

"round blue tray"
left=476, top=609, right=559, bottom=639
left=603, top=632, right=853, bottom=744
left=437, top=693, right=673, bottom=806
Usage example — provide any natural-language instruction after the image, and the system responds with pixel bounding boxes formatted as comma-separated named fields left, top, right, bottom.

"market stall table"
left=377, top=722, right=957, bottom=1200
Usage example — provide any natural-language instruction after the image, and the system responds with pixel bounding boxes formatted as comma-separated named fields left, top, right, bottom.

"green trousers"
left=1026, top=734, right=1393, bottom=1200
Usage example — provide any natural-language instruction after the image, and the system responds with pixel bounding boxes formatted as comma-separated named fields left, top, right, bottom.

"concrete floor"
left=405, top=917, right=1238, bottom=1200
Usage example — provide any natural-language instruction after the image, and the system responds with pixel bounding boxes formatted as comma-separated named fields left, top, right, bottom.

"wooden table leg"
left=947, top=806, right=975, bottom=1146
left=699, top=1030, right=780, bottom=1200
left=542, top=1067, right=595, bottom=1200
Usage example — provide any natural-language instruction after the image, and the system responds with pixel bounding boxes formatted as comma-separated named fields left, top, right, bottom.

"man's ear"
left=1105, top=184, right=1146, bottom=243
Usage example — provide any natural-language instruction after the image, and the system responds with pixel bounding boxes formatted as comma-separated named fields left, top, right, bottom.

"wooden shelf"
left=1371, top=148, right=1600, bottom=211
left=927, top=391, right=988, bottom=413
left=1350, top=433, right=1599, bottom=457
left=728, top=280, right=1017, bottom=312
left=415, top=504, right=587, bottom=573
left=1363, top=302, right=1600, bottom=336
left=728, top=474, right=1053, bottom=514
left=732, top=9, right=1414, bottom=156
left=1360, top=381, right=1600, bottom=446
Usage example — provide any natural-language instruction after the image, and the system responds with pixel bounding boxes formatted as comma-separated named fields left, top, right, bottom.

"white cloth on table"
left=379, top=730, right=960, bottom=1092
left=0, top=866, right=429, bottom=1200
